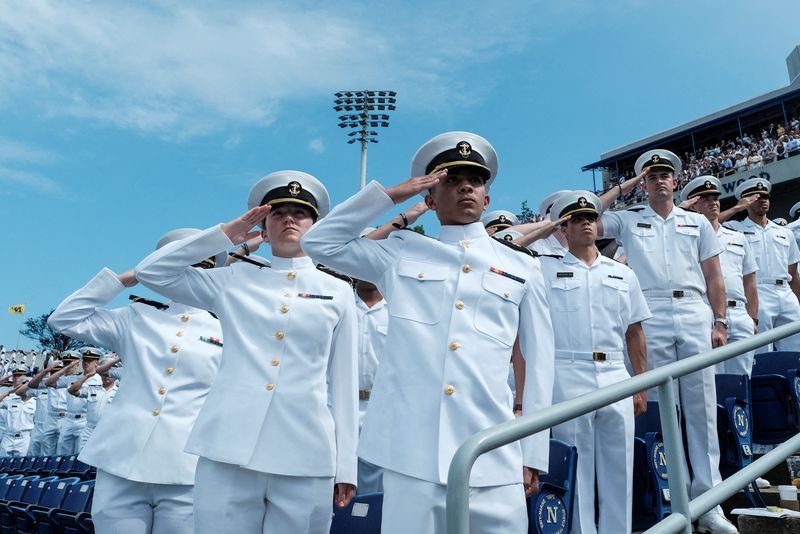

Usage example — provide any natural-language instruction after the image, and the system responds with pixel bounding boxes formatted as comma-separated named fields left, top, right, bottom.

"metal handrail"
left=446, top=320, right=800, bottom=534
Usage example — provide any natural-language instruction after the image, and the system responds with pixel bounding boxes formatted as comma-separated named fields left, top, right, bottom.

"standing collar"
left=561, top=248, right=603, bottom=267
left=270, top=255, right=315, bottom=270
left=438, top=222, right=489, bottom=243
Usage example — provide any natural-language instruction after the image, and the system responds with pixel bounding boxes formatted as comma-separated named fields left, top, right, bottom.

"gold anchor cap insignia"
left=288, top=181, right=301, bottom=196
left=457, top=141, right=472, bottom=159
left=499, top=214, right=507, bottom=222
left=578, top=197, right=587, bottom=207
left=652, top=154, right=660, bottom=163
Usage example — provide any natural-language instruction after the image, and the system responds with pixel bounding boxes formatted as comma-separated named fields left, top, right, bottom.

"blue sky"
left=3, top=0, right=800, bottom=348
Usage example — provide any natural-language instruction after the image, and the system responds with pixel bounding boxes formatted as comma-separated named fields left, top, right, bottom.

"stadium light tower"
left=334, top=90, right=397, bottom=190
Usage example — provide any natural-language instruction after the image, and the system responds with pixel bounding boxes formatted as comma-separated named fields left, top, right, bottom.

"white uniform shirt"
left=3, top=395, right=36, bottom=436
left=36, top=385, right=67, bottom=426
left=540, top=253, right=651, bottom=352
left=302, top=181, right=555, bottom=486
left=57, top=375, right=88, bottom=417
left=135, top=226, right=359, bottom=485
left=47, top=268, right=223, bottom=485
left=26, top=388, right=49, bottom=426
left=601, top=205, right=722, bottom=291
left=77, top=375, right=113, bottom=427
left=717, top=226, right=758, bottom=303
left=727, top=218, right=800, bottom=283
left=355, top=296, right=388, bottom=393
left=786, top=219, right=800, bottom=249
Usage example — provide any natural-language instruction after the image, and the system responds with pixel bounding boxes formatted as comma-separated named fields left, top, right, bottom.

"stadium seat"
left=3, top=475, right=57, bottom=534
left=54, top=456, right=78, bottom=479
left=330, top=491, right=382, bottom=534
left=0, top=459, right=11, bottom=474
left=5, top=458, right=23, bottom=476
left=751, top=373, right=800, bottom=444
left=0, top=475, right=49, bottom=534
left=65, top=460, right=95, bottom=481
left=24, top=457, right=47, bottom=477
left=38, top=457, right=64, bottom=478
left=632, top=401, right=672, bottom=531
left=0, top=476, right=23, bottom=502
left=21, top=477, right=80, bottom=534
left=529, top=438, right=577, bottom=534
left=45, top=479, right=94, bottom=534
left=17, top=457, right=37, bottom=476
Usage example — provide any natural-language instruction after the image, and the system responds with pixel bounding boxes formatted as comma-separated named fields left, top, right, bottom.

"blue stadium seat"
left=45, top=479, right=94, bottom=534
left=753, top=351, right=800, bottom=411
left=4, top=476, right=57, bottom=534
left=751, top=373, right=800, bottom=444
left=0, top=458, right=11, bottom=474
left=0, top=475, right=48, bottom=534
left=5, top=458, right=23, bottom=476
left=22, top=477, right=80, bottom=534
left=66, top=460, right=95, bottom=481
left=529, top=438, right=577, bottom=534
left=38, top=457, right=63, bottom=478
left=16, top=458, right=37, bottom=477
left=632, top=401, right=672, bottom=531
left=0, top=476, right=23, bottom=501
left=24, top=457, right=47, bottom=477
left=54, top=456, right=78, bottom=479
left=330, top=491, right=382, bottom=534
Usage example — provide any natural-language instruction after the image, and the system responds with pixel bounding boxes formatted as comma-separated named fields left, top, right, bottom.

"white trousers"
left=79, top=423, right=96, bottom=451
left=715, top=304, right=756, bottom=375
left=193, top=457, right=334, bottom=534
left=756, top=283, right=800, bottom=353
left=27, top=425, right=46, bottom=456
left=92, top=469, right=194, bottom=534
left=381, top=469, right=527, bottom=534
left=56, top=416, right=86, bottom=455
left=551, top=359, right=633, bottom=534
left=643, top=297, right=723, bottom=500
left=1, top=433, right=31, bottom=457
left=40, top=419, right=61, bottom=456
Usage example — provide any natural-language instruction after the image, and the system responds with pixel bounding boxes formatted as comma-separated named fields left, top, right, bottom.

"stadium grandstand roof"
left=583, top=46, right=800, bottom=172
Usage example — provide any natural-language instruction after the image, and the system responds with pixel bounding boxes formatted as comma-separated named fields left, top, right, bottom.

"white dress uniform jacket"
left=134, top=226, right=358, bottom=484
left=302, top=181, right=555, bottom=486
left=1, top=395, right=36, bottom=456
left=47, top=268, right=222, bottom=484
left=787, top=219, right=800, bottom=249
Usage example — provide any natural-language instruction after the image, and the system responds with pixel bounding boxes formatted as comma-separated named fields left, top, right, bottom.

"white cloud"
left=0, top=166, right=62, bottom=195
left=308, top=138, right=325, bottom=154
left=0, top=0, right=547, bottom=138
left=0, top=137, right=57, bottom=164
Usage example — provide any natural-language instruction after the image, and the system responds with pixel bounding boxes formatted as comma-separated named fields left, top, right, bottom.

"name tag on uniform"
left=297, top=293, right=334, bottom=300
left=776, top=234, right=787, bottom=240
left=489, top=267, right=526, bottom=284
left=199, top=336, right=223, bottom=347
left=556, top=272, right=573, bottom=278
left=728, top=242, right=743, bottom=247
left=743, top=231, right=755, bottom=235
left=636, top=223, right=651, bottom=229
left=608, top=275, right=623, bottom=280
left=676, top=224, right=698, bottom=228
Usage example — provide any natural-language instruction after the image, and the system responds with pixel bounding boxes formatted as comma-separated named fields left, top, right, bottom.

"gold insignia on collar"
left=457, top=141, right=472, bottom=159
left=578, top=197, right=587, bottom=207
left=288, top=181, right=301, bottom=197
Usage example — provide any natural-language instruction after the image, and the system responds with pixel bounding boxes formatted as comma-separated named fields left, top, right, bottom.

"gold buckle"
left=672, top=290, right=684, bottom=298
left=592, top=352, right=606, bottom=361
left=359, top=389, right=371, bottom=401
left=777, top=280, right=785, bottom=285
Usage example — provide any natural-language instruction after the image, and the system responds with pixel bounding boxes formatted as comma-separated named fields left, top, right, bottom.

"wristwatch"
left=714, top=317, right=728, bottom=329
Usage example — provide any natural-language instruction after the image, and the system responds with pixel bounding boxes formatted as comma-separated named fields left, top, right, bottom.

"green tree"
left=19, top=309, right=82, bottom=353
left=411, top=224, right=426, bottom=235
left=518, top=200, right=535, bottom=223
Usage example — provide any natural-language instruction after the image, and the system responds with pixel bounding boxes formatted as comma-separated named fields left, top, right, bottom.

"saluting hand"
left=117, top=269, right=138, bottom=288
left=221, top=205, right=271, bottom=245
left=383, top=170, right=447, bottom=205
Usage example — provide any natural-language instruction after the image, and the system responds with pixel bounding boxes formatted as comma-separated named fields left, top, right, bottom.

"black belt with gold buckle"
left=359, top=389, right=370, bottom=401
left=727, top=300, right=737, bottom=307
left=673, top=290, right=685, bottom=298
left=592, top=352, right=607, bottom=361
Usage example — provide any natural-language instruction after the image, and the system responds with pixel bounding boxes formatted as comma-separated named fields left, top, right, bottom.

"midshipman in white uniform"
left=302, top=131, right=555, bottom=533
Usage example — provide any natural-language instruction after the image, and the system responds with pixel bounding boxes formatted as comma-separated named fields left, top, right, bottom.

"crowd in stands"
left=604, top=117, right=800, bottom=208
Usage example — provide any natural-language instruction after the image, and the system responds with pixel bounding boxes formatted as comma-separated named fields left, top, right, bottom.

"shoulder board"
left=316, top=264, right=355, bottom=288
left=491, top=236, right=535, bottom=257
left=228, top=253, right=270, bottom=269
left=128, top=295, right=169, bottom=310
left=721, top=224, right=738, bottom=232
left=399, top=228, right=433, bottom=239
left=535, top=252, right=564, bottom=259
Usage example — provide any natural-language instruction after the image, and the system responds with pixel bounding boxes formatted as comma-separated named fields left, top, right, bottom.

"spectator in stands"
left=136, top=173, right=359, bottom=534
left=47, top=228, right=226, bottom=534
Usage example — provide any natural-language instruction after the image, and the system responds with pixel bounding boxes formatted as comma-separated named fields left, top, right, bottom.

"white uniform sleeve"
left=135, top=225, right=235, bottom=312
left=698, top=216, right=723, bottom=262
left=328, top=289, right=359, bottom=486
left=518, top=262, right=555, bottom=473
left=742, top=238, right=758, bottom=276
left=301, top=181, right=400, bottom=286
left=55, top=376, right=70, bottom=389
left=599, top=210, right=623, bottom=240
left=626, top=270, right=651, bottom=325
left=787, top=229, right=800, bottom=266
left=47, top=268, right=129, bottom=351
